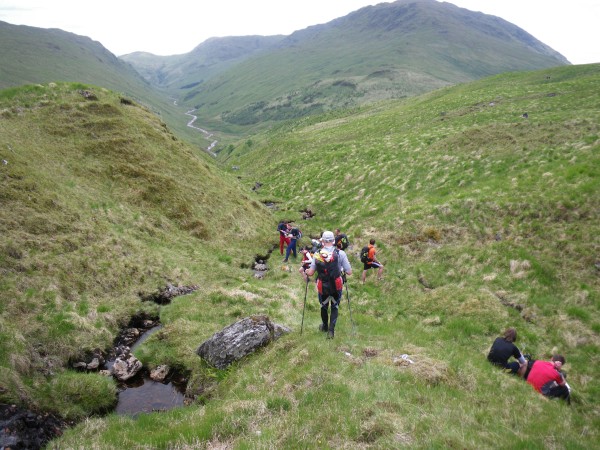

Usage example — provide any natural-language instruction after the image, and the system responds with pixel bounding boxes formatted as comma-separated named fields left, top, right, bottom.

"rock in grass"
left=197, top=315, right=288, bottom=369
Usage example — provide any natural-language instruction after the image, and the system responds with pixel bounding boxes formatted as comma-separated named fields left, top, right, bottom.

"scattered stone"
left=118, top=328, right=141, bottom=347
left=71, top=349, right=105, bottom=371
left=140, top=283, right=199, bottom=304
left=252, top=182, right=263, bottom=191
left=111, top=352, right=143, bottom=381
left=86, top=357, right=101, bottom=370
left=197, top=315, right=281, bottom=369
left=150, top=365, right=171, bottom=382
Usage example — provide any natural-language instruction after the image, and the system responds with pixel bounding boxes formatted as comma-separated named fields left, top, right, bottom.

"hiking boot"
left=319, top=323, right=328, bottom=332
left=327, top=330, right=334, bottom=339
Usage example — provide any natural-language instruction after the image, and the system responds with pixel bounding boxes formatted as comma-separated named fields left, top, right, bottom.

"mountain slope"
left=0, top=21, right=221, bottom=152
left=0, top=21, right=152, bottom=99
left=144, top=0, right=569, bottom=136
left=0, top=82, right=272, bottom=412
left=50, top=64, right=600, bottom=449
left=121, top=35, right=284, bottom=88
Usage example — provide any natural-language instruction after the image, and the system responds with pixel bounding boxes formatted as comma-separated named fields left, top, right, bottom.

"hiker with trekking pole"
left=304, top=231, right=352, bottom=339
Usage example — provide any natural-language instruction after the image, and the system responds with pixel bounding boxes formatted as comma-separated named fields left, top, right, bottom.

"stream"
left=108, top=326, right=187, bottom=417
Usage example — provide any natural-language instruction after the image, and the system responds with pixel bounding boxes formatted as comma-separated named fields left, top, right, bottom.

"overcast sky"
left=1, top=0, right=598, bottom=64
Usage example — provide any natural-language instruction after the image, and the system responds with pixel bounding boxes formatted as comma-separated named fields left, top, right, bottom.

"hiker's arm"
left=341, top=254, right=352, bottom=276
left=305, top=260, right=316, bottom=277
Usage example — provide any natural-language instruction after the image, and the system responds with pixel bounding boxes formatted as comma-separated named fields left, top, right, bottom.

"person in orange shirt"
left=361, top=239, right=384, bottom=283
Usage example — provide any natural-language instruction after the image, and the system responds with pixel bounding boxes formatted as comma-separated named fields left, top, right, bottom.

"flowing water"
left=111, top=326, right=187, bottom=417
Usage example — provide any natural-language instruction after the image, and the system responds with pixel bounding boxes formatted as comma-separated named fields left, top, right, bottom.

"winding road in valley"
left=173, top=100, right=218, bottom=157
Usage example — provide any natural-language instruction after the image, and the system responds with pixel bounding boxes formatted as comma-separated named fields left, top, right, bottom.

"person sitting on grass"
left=526, top=354, right=571, bottom=403
left=487, top=327, right=527, bottom=376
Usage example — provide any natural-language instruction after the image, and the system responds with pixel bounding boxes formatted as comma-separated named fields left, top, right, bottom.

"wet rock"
left=140, top=283, right=199, bottom=305
left=0, top=404, right=69, bottom=450
left=150, top=365, right=170, bottom=382
left=197, top=315, right=278, bottom=369
left=86, top=357, right=101, bottom=370
left=253, top=261, right=268, bottom=272
left=118, top=328, right=141, bottom=347
left=112, top=349, right=143, bottom=381
left=71, top=349, right=105, bottom=371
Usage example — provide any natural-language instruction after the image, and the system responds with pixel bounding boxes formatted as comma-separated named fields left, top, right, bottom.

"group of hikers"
left=488, top=327, right=571, bottom=403
left=277, top=221, right=385, bottom=339
left=276, top=221, right=573, bottom=402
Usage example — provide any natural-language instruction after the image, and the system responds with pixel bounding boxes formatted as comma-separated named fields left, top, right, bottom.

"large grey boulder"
left=197, top=315, right=282, bottom=369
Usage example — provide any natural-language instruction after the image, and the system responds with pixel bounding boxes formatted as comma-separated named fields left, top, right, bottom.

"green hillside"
left=0, top=82, right=272, bottom=416
left=151, top=0, right=569, bottom=137
left=32, top=65, right=600, bottom=447
left=120, top=35, right=284, bottom=89
left=0, top=21, right=219, bottom=153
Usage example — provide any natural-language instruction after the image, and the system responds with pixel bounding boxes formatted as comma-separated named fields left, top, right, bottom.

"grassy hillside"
left=158, top=0, right=568, bottom=137
left=0, top=83, right=272, bottom=416
left=120, top=36, right=284, bottom=89
left=43, top=65, right=600, bottom=448
left=0, top=21, right=220, bottom=154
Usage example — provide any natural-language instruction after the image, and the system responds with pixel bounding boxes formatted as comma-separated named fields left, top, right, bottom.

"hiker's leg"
left=378, top=265, right=384, bottom=280
left=284, top=243, right=291, bottom=261
left=507, top=361, right=520, bottom=375
left=279, top=235, right=285, bottom=254
left=544, top=383, right=570, bottom=401
left=319, top=294, right=329, bottom=329
left=361, top=269, right=367, bottom=283
left=329, top=294, right=342, bottom=332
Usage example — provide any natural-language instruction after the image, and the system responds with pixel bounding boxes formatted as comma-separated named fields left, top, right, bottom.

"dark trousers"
left=284, top=239, right=297, bottom=260
left=542, top=382, right=571, bottom=404
left=319, top=290, right=342, bottom=331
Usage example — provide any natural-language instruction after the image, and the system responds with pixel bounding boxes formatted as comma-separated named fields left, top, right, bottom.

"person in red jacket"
left=278, top=220, right=291, bottom=255
left=526, top=354, right=570, bottom=403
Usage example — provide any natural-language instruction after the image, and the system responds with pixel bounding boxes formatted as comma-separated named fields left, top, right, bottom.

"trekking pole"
left=300, top=277, right=309, bottom=334
left=343, top=274, right=356, bottom=334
